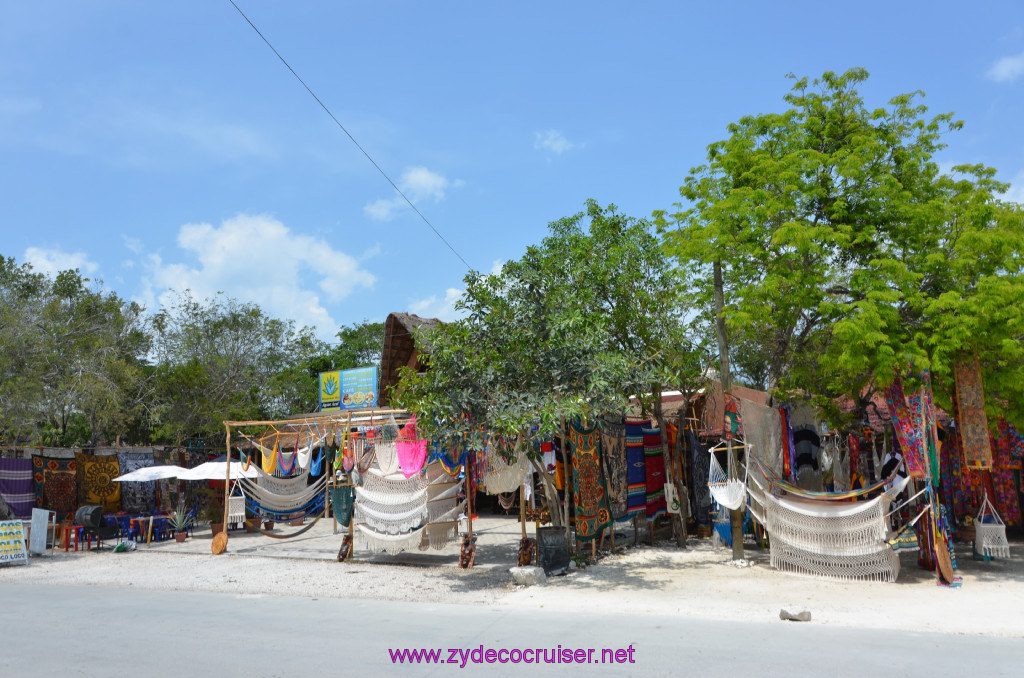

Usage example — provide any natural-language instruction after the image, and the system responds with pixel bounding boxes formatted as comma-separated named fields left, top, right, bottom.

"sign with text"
left=0, top=520, right=28, bottom=566
left=320, top=366, right=379, bottom=411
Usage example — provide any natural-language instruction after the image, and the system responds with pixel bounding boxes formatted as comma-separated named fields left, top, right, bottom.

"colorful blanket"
left=117, top=451, right=156, bottom=513
left=568, top=421, right=611, bottom=541
left=953, top=357, right=993, bottom=469
left=598, top=417, right=628, bottom=520
left=642, top=427, right=667, bottom=521
left=624, top=419, right=648, bottom=519
left=0, top=457, right=34, bottom=518
left=993, top=425, right=1021, bottom=527
left=76, top=453, right=121, bottom=513
left=884, top=373, right=927, bottom=478
left=32, top=455, right=78, bottom=518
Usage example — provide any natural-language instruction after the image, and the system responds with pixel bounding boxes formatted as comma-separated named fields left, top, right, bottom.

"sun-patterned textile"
left=884, top=373, right=927, bottom=478
left=76, top=453, right=121, bottom=513
left=31, top=455, right=78, bottom=519
left=642, top=427, right=667, bottom=521
left=624, top=419, right=648, bottom=518
left=568, top=421, right=611, bottom=541
left=598, top=417, right=628, bottom=520
left=953, top=357, right=993, bottom=469
left=117, top=450, right=156, bottom=513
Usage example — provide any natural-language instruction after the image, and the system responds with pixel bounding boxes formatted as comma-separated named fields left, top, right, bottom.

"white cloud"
left=489, top=259, right=505, bottom=277
left=141, top=214, right=375, bottom=338
left=534, top=129, right=577, bottom=155
left=1003, top=170, right=1024, bottom=203
left=23, top=246, right=99, bottom=277
left=364, top=166, right=460, bottom=221
left=122, top=235, right=144, bottom=254
left=986, top=51, right=1024, bottom=83
left=409, top=287, right=465, bottom=322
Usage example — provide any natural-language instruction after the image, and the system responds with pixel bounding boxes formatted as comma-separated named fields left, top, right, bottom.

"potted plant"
left=205, top=501, right=225, bottom=536
left=166, top=502, right=194, bottom=543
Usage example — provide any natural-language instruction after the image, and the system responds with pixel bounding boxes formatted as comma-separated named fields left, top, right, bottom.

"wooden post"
left=558, top=416, right=572, bottom=551
left=519, top=482, right=527, bottom=540
left=218, top=424, right=232, bottom=554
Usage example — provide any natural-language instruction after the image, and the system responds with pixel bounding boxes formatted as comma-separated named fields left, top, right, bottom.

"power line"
left=226, top=0, right=474, bottom=272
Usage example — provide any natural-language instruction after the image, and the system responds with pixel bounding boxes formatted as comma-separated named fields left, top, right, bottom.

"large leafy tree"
left=657, top=68, right=1024, bottom=424
left=395, top=202, right=706, bottom=525
left=150, top=292, right=325, bottom=441
left=0, top=256, right=150, bottom=445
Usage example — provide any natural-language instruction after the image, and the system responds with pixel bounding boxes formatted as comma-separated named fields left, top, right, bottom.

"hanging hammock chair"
left=975, top=492, right=1011, bottom=559
left=707, top=444, right=747, bottom=510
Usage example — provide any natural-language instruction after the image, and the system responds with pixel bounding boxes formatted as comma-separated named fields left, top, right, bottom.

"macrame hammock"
left=353, top=429, right=430, bottom=554
left=707, top=443, right=747, bottom=511
left=420, top=461, right=465, bottom=550
left=483, top=442, right=531, bottom=494
left=974, top=492, right=1011, bottom=559
left=747, top=467, right=908, bottom=583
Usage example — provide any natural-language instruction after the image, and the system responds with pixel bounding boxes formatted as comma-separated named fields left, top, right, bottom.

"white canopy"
left=177, top=461, right=259, bottom=481
left=113, top=465, right=189, bottom=482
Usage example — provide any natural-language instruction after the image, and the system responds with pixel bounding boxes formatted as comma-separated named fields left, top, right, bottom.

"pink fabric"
left=396, top=415, right=429, bottom=478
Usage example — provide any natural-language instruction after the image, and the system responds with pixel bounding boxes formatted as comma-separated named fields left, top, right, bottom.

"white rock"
left=509, top=566, right=547, bottom=586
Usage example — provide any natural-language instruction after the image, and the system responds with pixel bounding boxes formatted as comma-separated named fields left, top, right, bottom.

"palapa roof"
left=379, top=312, right=441, bottom=406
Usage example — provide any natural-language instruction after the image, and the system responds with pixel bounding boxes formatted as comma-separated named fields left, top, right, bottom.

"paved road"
left=0, top=583, right=1019, bottom=677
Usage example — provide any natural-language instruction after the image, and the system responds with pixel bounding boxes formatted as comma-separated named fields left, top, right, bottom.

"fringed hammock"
left=975, top=492, right=1011, bottom=559
left=356, top=523, right=427, bottom=555
left=747, top=471, right=902, bottom=583
left=483, top=448, right=531, bottom=494
left=707, top=446, right=747, bottom=511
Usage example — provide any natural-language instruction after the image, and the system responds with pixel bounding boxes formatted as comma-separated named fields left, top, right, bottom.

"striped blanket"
left=642, top=427, right=667, bottom=521
left=0, top=458, right=34, bottom=518
left=624, top=419, right=648, bottom=519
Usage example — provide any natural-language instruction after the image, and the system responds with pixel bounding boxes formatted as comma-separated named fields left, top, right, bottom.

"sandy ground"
left=3, top=516, right=1021, bottom=638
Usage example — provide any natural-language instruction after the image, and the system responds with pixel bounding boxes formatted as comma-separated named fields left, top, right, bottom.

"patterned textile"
left=849, top=435, right=860, bottom=485
left=0, top=458, right=34, bottom=518
left=624, top=419, right=648, bottom=518
left=153, top=447, right=184, bottom=511
left=688, top=430, right=712, bottom=525
left=884, top=373, right=927, bottom=478
left=598, top=418, right=628, bottom=520
left=993, top=426, right=1021, bottom=527
left=117, top=451, right=156, bottom=513
left=723, top=394, right=742, bottom=440
left=780, top=405, right=794, bottom=481
left=940, top=426, right=971, bottom=522
left=332, top=486, right=356, bottom=526
left=541, top=442, right=556, bottom=473
left=953, top=357, right=993, bottom=469
left=642, top=427, right=667, bottom=521
left=568, top=422, right=611, bottom=541
left=76, top=453, right=121, bottom=513
left=31, top=455, right=78, bottom=518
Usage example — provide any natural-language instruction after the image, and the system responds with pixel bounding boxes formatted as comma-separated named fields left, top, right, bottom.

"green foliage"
left=0, top=256, right=150, bottom=445
left=657, top=68, right=1024, bottom=426
left=394, top=201, right=707, bottom=453
left=149, top=292, right=327, bottom=441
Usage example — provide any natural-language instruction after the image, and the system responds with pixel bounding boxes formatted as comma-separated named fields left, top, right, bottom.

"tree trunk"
left=713, top=260, right=744, bottom=561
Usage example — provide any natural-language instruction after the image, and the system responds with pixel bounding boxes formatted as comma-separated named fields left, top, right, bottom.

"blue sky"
left=3, top=1, right=1023, bottom=341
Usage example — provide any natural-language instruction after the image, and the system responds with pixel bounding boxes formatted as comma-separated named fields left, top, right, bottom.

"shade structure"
left=113, top=465, right=190, bottom=482
left=177, top=461, right=258, bottom=481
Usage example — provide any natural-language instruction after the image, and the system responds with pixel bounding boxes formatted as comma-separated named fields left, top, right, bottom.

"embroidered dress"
left=568, top=421, right=611, bottom=541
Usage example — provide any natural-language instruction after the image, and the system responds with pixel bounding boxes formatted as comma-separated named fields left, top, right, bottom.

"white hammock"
left=747, top=472, right=900, bottom=583
left=240, top=475, right=327, bottom=512
left=708, top=447, right=746, bottom=511
left=355, top=499, right=428, bottom=535
left=356, top=523, right=426, bottom=555
left=975, top=493, right=1011, bottom=558
left=420, top=521, right=459, bottom=550
left=253, top=465, right=311, bottom=493
left=484, top=449, right=531, bottom=494
left=246, top=433, right=329, bottom=471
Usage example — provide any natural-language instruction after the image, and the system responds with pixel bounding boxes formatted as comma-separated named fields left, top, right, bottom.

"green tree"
left=150, top=292, right=325, bottom=441
left=0, top=256, right=149, bottom=445
left=657, top=68, right=1024, bottom=425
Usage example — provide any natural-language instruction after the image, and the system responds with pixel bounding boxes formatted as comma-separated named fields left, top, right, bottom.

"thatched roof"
left=379, top=312, right=441, bottom=406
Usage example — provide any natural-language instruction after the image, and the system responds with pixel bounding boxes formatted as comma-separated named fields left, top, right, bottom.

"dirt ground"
left=3, top=515, right=1020, bottom=638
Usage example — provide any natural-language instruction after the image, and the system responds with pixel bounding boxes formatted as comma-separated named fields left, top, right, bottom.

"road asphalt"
left=1, top=582, right=1020, bottom=677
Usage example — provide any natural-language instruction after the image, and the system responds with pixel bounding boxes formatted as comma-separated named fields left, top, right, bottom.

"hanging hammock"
left=707, top=446, right=747, bottom=510
left=356, top=523, right=427, bottom=555
left=975, top=492, right=1011, bottom=558
left=483, top=447, right=531, bottom=494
